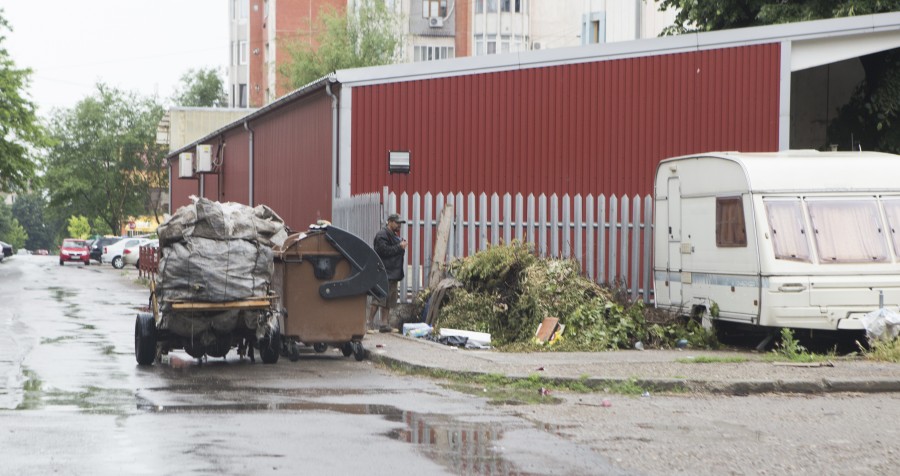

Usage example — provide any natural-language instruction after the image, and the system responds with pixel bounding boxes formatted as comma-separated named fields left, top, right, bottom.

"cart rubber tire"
left=340, top=342, right=353, bottom=357
left=351, top=342, right=366, bottom=361
left=112, top=255, right=124, bottom=269
left=258, top=330, right=281, bottom=364
left=313, top=342, right=328, bottom=353
left=135, top=313, right=157, bottom=366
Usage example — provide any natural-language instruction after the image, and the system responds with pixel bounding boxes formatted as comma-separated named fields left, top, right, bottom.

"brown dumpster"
left=274, top=225, right=388, bottom=362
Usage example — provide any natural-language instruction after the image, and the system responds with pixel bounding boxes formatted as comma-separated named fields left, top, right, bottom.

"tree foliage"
left=11, top=192, right=57, bottom=250
left=43, top=84, right=166, bottom=237
left=66, top=215, right=90, bottom=239
left=659, top=0, right=900, bottom=34
left=0, top=203, right=27, bottom=249
left=280, top=2, right=403, bottom=89
left=0, top=10, right=45, bottom=193
left=658, top=0, right=900, bottom=152
left=171, top=67, right=228, bottom=107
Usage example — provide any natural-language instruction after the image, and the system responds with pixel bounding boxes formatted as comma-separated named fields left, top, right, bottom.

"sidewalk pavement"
left=362, top=332, right=900, bottom=395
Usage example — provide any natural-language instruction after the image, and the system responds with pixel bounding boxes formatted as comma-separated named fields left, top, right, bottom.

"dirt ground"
left=512, top=391, right=900, bottom=475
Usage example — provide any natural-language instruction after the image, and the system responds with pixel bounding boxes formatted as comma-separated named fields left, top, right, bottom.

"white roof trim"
left=792, top=31, right=900, bottom=71
left=336, top=12, right=900, bottom=87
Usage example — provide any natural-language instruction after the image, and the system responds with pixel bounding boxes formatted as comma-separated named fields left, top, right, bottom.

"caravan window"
left=716, top=197, right=746, bottom=247
left=807, top=199, right=888, bottom=263
left=764, top=200, right=810, bottom=262
left=882, top=199, right=900, bottom=258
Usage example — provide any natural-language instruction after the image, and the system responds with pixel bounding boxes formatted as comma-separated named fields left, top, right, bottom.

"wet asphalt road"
left=0, top=255, right=627, bottom=475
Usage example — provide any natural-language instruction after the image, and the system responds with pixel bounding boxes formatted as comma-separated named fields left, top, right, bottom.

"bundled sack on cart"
left=156, top=197, right=289, bottom=306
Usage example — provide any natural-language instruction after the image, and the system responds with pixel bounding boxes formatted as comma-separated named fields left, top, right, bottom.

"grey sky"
left=3, top=0, right=229, bottom=116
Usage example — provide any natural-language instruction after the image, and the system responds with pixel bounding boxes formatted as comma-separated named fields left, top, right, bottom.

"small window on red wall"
left=716, top=197, right=747, bottom=247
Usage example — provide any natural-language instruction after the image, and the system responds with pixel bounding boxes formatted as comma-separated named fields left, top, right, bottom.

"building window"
left=716, top=197, right=747, bottom=247
left=239, top=83, right=247, bottom=108
left=422, top=1, right=447, bottom=18
left=487, top=39, right=497, bottom=54
left=592, top=20, right=600, bottom=43
left=239, top=41, right=248, bottom=65
left=487, top=0, right=497, bottom=13
left=501, top=0, right=511, bottom=12
left=514, top=0, right=524, bottom=12
left=413, top=45, right=455, bottom=62
left=475, top=0, right=483, bottom=14
left=239, top=0, right=249, bottom=19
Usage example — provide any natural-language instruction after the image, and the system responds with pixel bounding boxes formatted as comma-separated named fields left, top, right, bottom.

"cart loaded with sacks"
left=135, top=198, right=388, bottom=366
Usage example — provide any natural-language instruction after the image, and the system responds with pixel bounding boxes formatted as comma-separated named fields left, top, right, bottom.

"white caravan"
left=654, top=150, right=900, bottom=334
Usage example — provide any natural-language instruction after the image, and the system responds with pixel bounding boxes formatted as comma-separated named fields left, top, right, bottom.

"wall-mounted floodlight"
left=389, top=150, right=410, bottom=174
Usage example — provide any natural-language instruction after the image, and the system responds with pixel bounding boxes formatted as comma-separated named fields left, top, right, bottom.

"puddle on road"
left=15, top=367, right=132, bottom=414
left=47, top=286, right=77, bottom=302
left=138, top=400, right=535, bottom=475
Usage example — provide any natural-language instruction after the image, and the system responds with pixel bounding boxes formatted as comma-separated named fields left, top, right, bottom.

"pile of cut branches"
left=421, top=241, right=716, bottom=351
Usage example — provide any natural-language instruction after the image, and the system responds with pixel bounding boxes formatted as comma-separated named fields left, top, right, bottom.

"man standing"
left=369, top=213, right=407, bottom=332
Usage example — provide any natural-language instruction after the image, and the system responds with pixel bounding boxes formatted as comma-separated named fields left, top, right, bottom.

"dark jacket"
left=374, top=226, right=405, bottom=281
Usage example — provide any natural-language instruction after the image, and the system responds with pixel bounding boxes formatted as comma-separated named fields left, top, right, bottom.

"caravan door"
left=667, top=177, right=683, bottom=306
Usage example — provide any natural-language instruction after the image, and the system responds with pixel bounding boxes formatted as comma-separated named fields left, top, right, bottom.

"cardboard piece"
left=534, top=317, right=560, bottom=344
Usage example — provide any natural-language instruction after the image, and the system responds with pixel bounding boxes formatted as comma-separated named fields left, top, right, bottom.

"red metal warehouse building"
left=168, top=13, right=900, bottom=234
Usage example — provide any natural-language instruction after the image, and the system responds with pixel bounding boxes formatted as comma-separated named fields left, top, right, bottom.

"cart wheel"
left=258, top=329, right=281, bottom=364
left=340, top=342, right=353, bottom=357
left=351, top=342, right=366, bottom=361
left=135, top=313, right=157, bottom=366
left=313, top=342, right=328, bottom=353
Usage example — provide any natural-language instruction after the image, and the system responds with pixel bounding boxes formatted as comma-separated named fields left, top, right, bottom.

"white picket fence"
left=333, top=189, right=655, bottom=303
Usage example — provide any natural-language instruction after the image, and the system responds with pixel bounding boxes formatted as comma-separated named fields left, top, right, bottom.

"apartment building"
left=230, top=1, right=677, bottom=107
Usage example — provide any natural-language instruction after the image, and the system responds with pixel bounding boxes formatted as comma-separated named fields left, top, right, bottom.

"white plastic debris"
left=861, top=308, right=900, bottom=342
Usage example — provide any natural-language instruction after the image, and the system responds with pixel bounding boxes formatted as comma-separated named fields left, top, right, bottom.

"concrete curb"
left=367, top=352, right=900, bottom=395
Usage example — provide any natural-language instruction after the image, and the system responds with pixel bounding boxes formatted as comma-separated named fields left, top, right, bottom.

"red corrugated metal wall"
left=215, top=130, right=249, bottom=203
left=169, top=161, right=198, bottom=212
left=252, top=91, right=335, bottom=230
left=350, top=44, right=780, bottom=197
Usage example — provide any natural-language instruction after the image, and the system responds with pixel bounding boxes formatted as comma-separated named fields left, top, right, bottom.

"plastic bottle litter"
left=601, top=399, right=612, bottom=408
left=676, top=338, right=688, bottom=349
left=634, top=341, right=644, bottom=351
left=641, top=391, right=651, bottom=398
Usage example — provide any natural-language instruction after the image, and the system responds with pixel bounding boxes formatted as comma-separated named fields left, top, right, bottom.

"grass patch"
left=765, top=328, right=836, bottom=363
left=677, top=356, right=749, bottom=364
left=863, top=338, right=900, bottom=362
left=378, top=361, right=668, bottom=403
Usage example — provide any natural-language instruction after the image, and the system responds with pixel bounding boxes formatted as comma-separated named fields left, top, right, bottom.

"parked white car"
left=123, top=239, right=158, bottom=268
left=102, top=237, right=151, bottom=269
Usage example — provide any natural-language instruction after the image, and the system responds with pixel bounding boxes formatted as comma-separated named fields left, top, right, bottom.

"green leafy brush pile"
left=423, top=241, right=717, bottom=351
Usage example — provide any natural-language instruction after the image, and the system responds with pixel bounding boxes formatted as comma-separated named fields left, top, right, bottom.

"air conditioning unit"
left=178, top=152, right=194, bottom=178
left=196, top=144, right=213, bottom=173
left=429, top=17, right=443, bottom=28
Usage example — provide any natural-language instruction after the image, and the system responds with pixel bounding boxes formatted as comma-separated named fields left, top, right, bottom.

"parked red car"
left=59, top=238, right=90, bottom=266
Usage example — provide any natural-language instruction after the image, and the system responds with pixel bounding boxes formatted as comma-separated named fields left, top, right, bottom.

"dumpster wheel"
left=351, top=341, right=366, bottom=361
left=340, top=342, right=353, bottom=357
left=313, top=342, right=328, bottom=353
